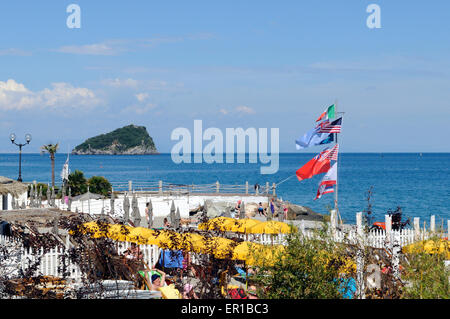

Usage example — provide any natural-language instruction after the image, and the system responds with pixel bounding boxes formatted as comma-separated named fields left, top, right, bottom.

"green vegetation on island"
left=72, top=124, right=158, bottom=155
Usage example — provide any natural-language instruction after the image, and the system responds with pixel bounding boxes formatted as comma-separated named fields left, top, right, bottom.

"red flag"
left=296, top=151, right=331, bottom=182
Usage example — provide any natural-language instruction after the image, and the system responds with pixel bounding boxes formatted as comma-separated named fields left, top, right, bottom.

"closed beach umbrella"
left=170, top=200, right=176, bottom=224
left=38, top=185, right=43, bottom=207
left=147, top=200, right=153, bottom=228
left=239, top=201, right=246, bottom=219
left=110, top=189, right=115, bottom=215
left=51, top=187, right=56, bottom=207
left=174, top=207, right=181, bottom=229
left=131, top=194, right=141, bottom=227
left=46, top=184, right=51, bottom=206
left=67, top=187, right=71, bottom=211
left=123, top=193, right=130, bottom=222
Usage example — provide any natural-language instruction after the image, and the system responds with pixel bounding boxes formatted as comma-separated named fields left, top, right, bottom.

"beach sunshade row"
left=76, top=221, right=285, bottom=266
left=198, top=217, right=297, bottom=234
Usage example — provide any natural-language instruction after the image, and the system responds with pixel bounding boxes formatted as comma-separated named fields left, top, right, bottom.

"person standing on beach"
left=145, top=202, right=153, bottom=228
left=269, top=198, right=275, bottom=220
left=235, top=200, right=241, bottom=219
left=282, top=204, right=288, bottom=220
left=257, top=202, right=265, bottom=217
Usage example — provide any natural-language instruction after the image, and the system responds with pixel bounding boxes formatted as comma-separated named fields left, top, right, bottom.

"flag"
left=314, top=163, right=337, bottom=200
left=295, top=127, right=334, bottom=149
left=61, top=154, right=70, bottom=181
left=318, top=133, right=334, bottom=145
left=316, top=104, right=335, bottom=122
left=296, top=150, right=331, bottom=182
left=315, top=184, right=335, bottom=200
left=317, top=117, right=342, bottom=133
left=321, top=144, right=339, bottom=161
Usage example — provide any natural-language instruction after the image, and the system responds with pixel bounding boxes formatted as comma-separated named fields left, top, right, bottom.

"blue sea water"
left=0, top=153, right=449, bottom=224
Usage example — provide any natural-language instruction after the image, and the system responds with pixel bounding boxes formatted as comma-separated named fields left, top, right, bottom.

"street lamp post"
left=10, top=133, right=32, bottom=182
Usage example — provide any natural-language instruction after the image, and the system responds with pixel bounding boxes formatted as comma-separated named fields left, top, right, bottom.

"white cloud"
left=0, top=79, right=101, bottom=111
left=135, top=92, right=149, bottom=102
left=101, top=78, right=179, bottom=92
left=123, top=103, right=156, bottom=115
left=101, top=78, right=139, bottom=88
left=0, top=48, right=32, bottom=56
left=218, top=105, right=256, bottom=116
left=235, top=105, right=255, bottom=114
left=57, top=43, right=119, bottom=56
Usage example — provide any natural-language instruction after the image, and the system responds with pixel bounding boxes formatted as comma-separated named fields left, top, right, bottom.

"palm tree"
left=41, top=143, right=59, bottom=188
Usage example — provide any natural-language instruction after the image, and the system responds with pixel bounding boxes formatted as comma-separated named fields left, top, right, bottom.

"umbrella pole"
left=245, top=261, right=248, bottom=290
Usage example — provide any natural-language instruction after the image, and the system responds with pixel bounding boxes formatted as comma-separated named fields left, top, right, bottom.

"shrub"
left=68, top=170, right=88, bottom=196
left=252, top=229, right=353, bottom=299
left=87, top=176, right=112, bottom=197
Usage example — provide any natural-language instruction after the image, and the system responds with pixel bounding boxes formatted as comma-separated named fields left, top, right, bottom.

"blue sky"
left=0, top=0, right=449, bottom=153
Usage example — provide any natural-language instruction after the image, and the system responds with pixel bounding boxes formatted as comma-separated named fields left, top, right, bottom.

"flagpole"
left=334, top=99, right=339, bottom=227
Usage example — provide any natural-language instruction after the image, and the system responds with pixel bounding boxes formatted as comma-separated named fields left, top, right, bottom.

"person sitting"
left=257, top=202, right=265, bottom=217
left=235, top=200, right=241, bottom=218
left=182, top=283, right=199, bottom=299
left=163, top=218, right=171, bottom=228
left=123, top=242, right=143, bottom=260
left=247, top=285, right=259, bottom=299
left=149, top=269, right=166, bottom=291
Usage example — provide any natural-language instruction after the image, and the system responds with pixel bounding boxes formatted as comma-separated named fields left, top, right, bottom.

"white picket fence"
left=1, top=213, right=448, bottom=282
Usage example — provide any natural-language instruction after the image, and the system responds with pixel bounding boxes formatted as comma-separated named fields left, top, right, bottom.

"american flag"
left=317, top=117, right=342, bottom=133
left=324, top=144, right=339, bottom=161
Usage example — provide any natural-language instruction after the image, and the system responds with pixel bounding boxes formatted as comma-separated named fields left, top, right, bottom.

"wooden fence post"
left=414, top=217, right=420, bottom=241
left=265, top=182, right=269, bottom=194
left=128, top=181, right=132, bottom=192
left=272, top=183, right=276, bottom=196
left=430, top=215, right=435, bottom=234
left=245, top=181, right=249, bottom=195
left=355, top=212, right=365, bottom=298
left=216, top=181, right=220, bottom=193
left=385, top=214, right=392, bottom=246
left=158, top=180, right=163, bottom=194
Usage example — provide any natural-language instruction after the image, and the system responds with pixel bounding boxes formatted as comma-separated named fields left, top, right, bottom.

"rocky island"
left=72, top=124, right=158, bottom=155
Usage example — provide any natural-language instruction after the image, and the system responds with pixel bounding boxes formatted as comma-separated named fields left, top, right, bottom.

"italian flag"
left=316, top=104, right=335, bottom=122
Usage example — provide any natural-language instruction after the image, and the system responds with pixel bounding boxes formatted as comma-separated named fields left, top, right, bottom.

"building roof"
left=0, top=176, right=28, bottom=197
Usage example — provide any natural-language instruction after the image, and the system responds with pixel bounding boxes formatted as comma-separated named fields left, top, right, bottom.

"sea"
left=0, top=153, right=449, bottom=225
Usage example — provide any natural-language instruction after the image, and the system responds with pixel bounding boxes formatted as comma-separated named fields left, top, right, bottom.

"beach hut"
left=0, top=176, right=28, bottom=210
left=73, top=188, right=104, bottom=214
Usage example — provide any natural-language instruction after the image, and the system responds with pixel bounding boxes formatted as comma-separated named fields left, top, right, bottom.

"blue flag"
left=296, top=127, right=334, bottom=150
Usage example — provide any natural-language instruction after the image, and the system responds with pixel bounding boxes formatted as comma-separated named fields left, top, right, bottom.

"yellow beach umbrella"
left=79, top=221, right=108, bottom=238
left=247, top=220, right=295, bottom=234
left=202, top=237, right=237, bottom=259
left=107, top=224, right=132, bottom=242
left=152, top=229, right=183, bottom=250
left=403, top=239, right=450, bottom=259
left=179, top=232, right=206, bottom=253
left=198, top=217, right=237, bottom=231
left=125, top=227, right=159, bottom=245
left=229, top=218, right=262, bottom=233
